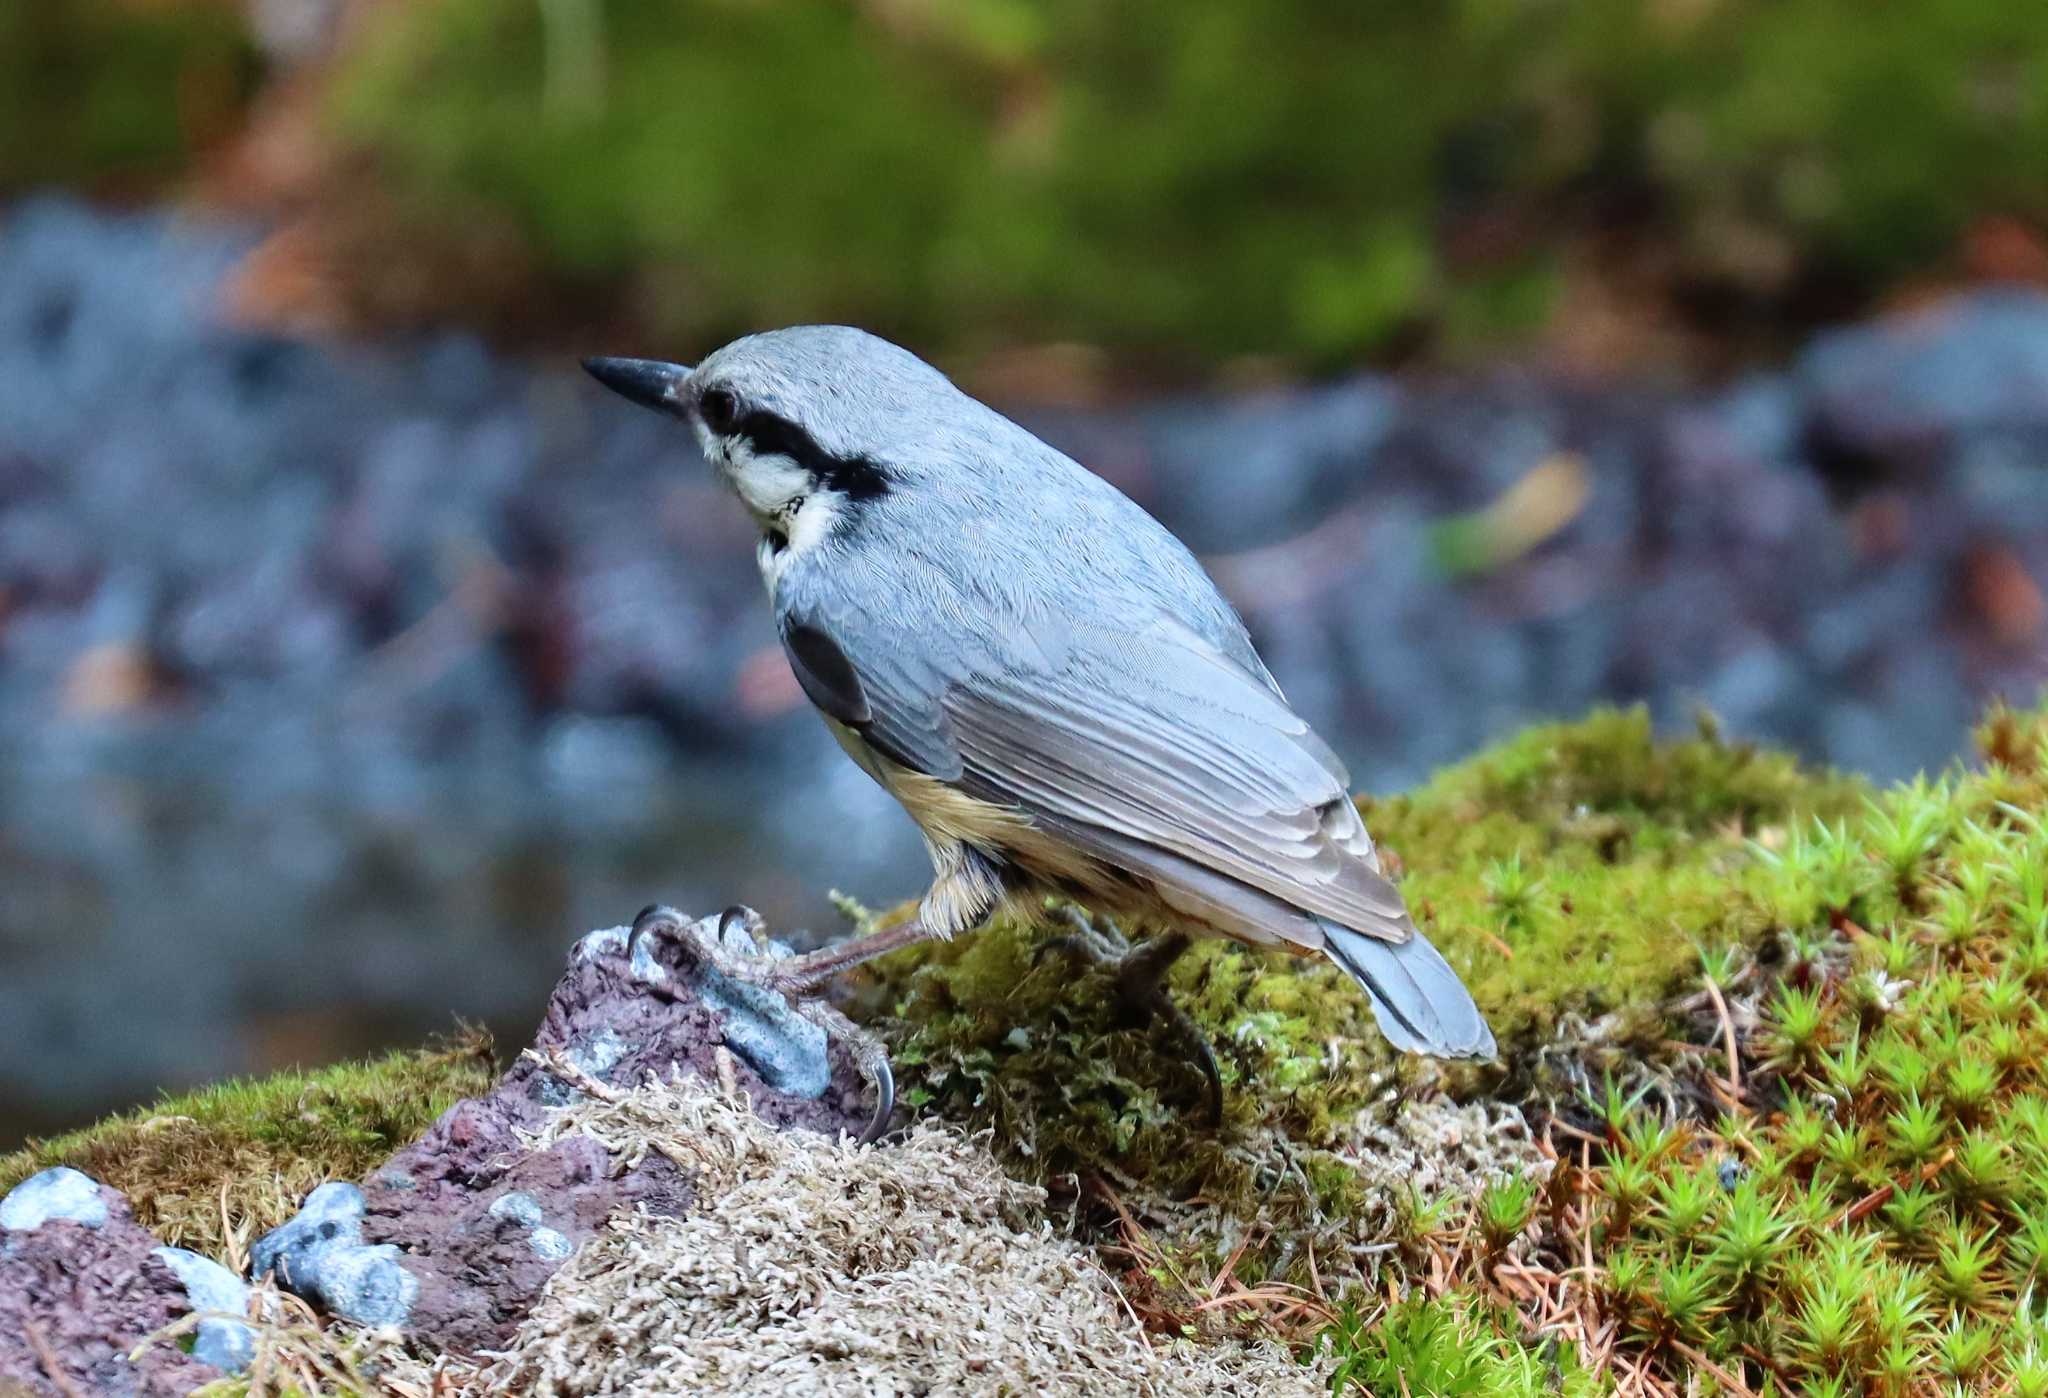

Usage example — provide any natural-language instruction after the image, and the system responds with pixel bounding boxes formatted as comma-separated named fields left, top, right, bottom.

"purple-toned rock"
left=360, top=1135, right=688, bottom=1352
left=252, top=912, right=870, bottom=1353
left=0, top=1168, right=237, bottom=1397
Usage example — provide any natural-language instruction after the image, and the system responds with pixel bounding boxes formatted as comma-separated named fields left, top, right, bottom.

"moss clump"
left=1550, top=697, right=2048, bottom=1390
left=862, top=706, right=1865, bottom=1292
left=1371, top=708, right=1868, bottom=1073
left=1314, top=1295, right=1600, bottom=1398
left=0, top=1029, right=493, bottom=1254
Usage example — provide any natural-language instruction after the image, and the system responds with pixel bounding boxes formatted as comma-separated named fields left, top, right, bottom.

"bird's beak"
left=581, top=357, right=692, bottom=417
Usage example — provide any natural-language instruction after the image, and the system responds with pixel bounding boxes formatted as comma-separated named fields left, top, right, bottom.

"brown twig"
left=1206, top=1226, right=1259, bottom=1299
left=1547, top=1117, right=1605, bottom=1148
left=524, top=1047, right=626, bottom=1103
left=1672, top=1340, right=1760, bottom=1398
left=1701, top=973, right=1743, bottom=1092
left=1828, top=1147, right=1956, bottom=1230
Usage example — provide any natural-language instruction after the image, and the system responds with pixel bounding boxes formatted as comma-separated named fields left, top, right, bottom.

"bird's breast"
left=823, top=720, right=1105, bottom=891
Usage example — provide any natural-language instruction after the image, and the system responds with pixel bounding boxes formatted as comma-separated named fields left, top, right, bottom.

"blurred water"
left=1, top=198, right=2043, bottom=1145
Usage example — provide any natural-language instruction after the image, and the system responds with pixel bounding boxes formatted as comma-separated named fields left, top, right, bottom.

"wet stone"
left=152, top=1246, right=255, bottom=1373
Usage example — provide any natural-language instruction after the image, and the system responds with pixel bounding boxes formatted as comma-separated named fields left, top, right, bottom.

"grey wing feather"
left=780, top=573, right=1492, bottom=1058
left=945, top=613, right=1413, bottom=941
left=780, top=586, right=963, bottom=782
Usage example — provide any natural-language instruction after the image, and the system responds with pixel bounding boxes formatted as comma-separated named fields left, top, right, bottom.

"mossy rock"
left=0, top=1030, right=494, bottom=1254
left=12, top=699, right=2045, bottom=1392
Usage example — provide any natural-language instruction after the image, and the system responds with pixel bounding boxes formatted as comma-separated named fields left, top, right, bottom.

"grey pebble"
left=0, top=1166, right=108, bottom=1231
left=154, top=1246, right=256, bottom=1373
left=251, top=1180, right=418, bottom=1329
left=486, top=1191, right=544, bottom=1229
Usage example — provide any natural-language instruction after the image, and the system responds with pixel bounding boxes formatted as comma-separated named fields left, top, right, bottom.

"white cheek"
left=725, top=443, right=810, bottom=518
left=785, top=492, right=843, bottom=555
left=755, top=492, right=845, bottom=598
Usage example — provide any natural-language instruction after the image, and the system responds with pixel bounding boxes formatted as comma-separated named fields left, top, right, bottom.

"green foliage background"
left=0, top=1, right=253, bottom=193
left=9, top=0, right=2048, bottom=361
left=331, top=0, right=2048, bottom=358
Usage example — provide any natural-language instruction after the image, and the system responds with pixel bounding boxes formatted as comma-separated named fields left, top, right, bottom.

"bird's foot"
left=1034, top=907, right=1224, bottom=1126
left=627, top=903, right=895, bottom=1145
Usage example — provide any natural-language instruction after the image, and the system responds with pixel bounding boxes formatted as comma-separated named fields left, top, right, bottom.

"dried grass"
left=432, top=1069, right=1331, bottom=1396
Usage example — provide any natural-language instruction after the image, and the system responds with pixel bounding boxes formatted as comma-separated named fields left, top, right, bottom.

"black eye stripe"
left=732, top=407, right=892, bottom=503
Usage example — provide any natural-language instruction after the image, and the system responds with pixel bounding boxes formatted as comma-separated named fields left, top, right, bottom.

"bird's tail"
left=1319, top=917, right=1496, bottom=1060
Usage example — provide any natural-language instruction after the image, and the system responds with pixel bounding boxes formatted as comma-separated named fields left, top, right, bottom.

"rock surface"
left=0, top=1168, right=243, bottom=1396
left=1, top=911, right=864, bottom=1380
left=251, top=911, right=865, bottom=1352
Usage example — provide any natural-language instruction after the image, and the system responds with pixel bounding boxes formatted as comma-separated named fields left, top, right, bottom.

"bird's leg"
left=628, top=901, right=934, bottom=994
left=733, top=836, right=999, bottom=993
left=626, top=903, right=912, bottom=1144
left=786, top=996, right=894, bottom=1144
left=755, top=912, right=940, bottom=995
left=1035, top=908, right=1224, bottom=1126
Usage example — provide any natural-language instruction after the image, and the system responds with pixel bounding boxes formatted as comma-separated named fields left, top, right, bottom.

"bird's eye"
left=698, top=387, right=741, bottom=434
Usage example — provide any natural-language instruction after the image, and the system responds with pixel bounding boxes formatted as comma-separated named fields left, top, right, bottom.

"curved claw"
left=627, top=903, right=684, bottom=960
left=858, top=1053, right=896, bottom=1146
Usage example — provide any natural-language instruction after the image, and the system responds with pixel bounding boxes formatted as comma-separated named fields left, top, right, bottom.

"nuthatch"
left=585, top=328, right=1494, bottom=1141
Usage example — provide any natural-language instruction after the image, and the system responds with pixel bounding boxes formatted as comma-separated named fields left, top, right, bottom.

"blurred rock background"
left=1, top=0, right=2044, bottom=1146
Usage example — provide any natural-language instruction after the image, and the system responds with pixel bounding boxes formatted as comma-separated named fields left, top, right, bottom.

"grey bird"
left=583, top=327, right=1494, bottom=1140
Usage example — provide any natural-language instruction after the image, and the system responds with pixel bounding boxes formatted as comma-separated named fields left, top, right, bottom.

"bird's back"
left=764, top=336, right=1493, bottom=1060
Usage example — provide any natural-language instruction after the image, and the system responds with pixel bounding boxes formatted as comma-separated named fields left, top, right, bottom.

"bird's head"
left=583, top=326, right=960, bottom=556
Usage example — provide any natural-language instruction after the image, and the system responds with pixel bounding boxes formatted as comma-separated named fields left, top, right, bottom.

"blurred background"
left=3, top=0, right=2046, bottom=1149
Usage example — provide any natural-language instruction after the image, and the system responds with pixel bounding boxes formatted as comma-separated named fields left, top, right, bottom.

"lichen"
left=409, top=1073, right=1330, bottom=1397
left=0, top=1029, right=494, bottom=1255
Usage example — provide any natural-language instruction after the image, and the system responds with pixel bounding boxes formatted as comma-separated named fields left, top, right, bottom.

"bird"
left=582, top=327, right=1494, bottom=1142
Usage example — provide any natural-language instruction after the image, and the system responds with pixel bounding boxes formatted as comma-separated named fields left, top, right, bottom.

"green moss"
left=0, top=1029, right=494, bottom=1254
left=1438, top=696, right=2048, bottom=1391
left=861, top=705, right=1865, bottom=1291
left=1370, top=708, right=1867, bottom=1065
left=1315, top=1295, right=1601, bottom=1397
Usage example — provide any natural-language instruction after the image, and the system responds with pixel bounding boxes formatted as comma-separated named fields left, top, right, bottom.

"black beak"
left=580, top=356, right=691, bottom=416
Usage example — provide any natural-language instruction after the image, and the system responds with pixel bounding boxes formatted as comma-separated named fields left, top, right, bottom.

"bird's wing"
left=780, top=599, right=1411, bottom=946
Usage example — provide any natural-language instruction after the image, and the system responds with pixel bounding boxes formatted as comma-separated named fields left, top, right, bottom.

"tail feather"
left=1319, top=918, right=1496, bottom=1060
